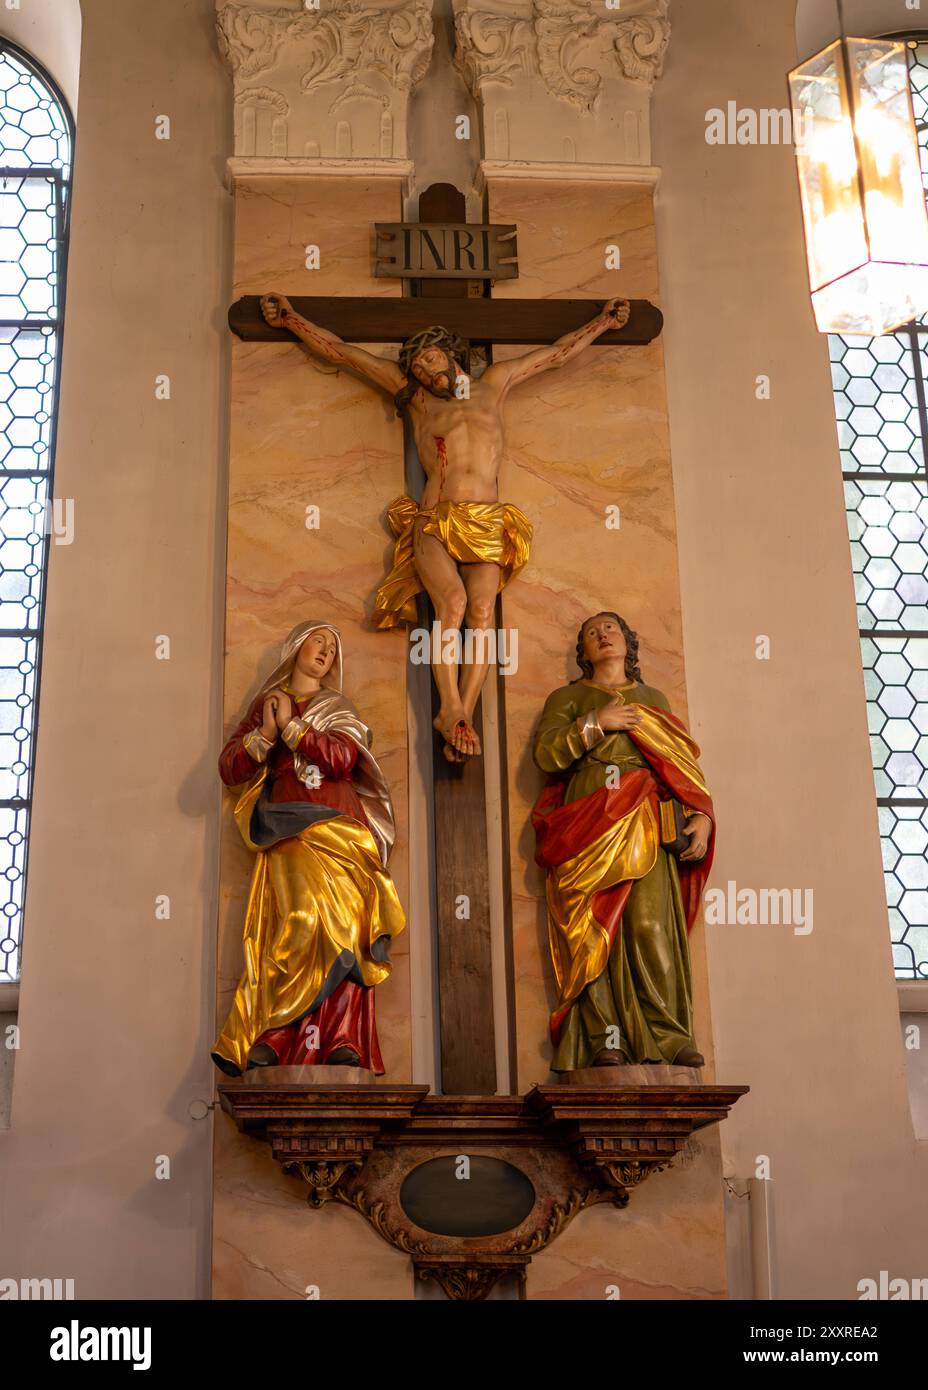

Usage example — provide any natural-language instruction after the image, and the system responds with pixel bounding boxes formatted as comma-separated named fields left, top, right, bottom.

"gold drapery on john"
left=544, top=780, right=660, bottom=1031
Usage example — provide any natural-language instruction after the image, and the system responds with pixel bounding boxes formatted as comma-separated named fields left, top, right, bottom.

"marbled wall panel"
left=487, top=175, right=725, bottom=1299
left=214, top=1121, right=412, bottom=1300
left=213, top=174, right=413, bottom=1298
left=525, top=1144, right=726, bottom=1301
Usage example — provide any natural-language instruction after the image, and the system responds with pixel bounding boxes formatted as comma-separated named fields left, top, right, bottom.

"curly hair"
left=575, top=611, right=642, bottom=684
left=394, top=325, right=467, bottom=415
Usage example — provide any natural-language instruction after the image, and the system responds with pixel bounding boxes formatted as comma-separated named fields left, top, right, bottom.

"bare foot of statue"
left=674, top=1044, right=705, bottom=1068
left=454, top=718, right=481, bottom=757
left=433, top=709, right=481, bottom=759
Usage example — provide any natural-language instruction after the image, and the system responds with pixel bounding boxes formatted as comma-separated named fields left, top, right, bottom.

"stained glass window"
left=0, top=43, right=71, bottom=987
left=830, top=36, right=928, bottom=979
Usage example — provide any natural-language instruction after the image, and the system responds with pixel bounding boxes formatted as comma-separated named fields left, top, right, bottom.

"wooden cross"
left=230, top=294, right=663, bottom=348
left=228, top=191, right=663, bottom=1096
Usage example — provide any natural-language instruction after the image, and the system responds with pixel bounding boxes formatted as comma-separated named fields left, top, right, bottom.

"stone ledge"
left=225, top=156, right=415, bottom=190
left=477, top=159, right=661, bottom=189
left=218, top=1077, right=748, bottom=1299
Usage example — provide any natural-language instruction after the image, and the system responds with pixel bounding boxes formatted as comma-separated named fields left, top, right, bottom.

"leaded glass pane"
left=844, top=477, right=928, bottom=629
left=861, top=638, right=928, bottom=798
left=0, top=48, right=69, bottom=175
left=0, top=326, right=57, bottom=471
left=830, top=333, right=922, bottom=474
left=0, top=474, right=48, bottom=631
left=0, top=803, right=28, bottom=982
left=0, top=175, right=61, bottom=320
left=879, top=804, right=928, bottom=978
left=908, top=39, right=928, bottom=193
left=0, top=44, right=70, bottom=985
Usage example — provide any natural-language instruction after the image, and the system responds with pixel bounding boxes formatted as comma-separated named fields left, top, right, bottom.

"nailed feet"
left=434, top=708, right=481, bottom=761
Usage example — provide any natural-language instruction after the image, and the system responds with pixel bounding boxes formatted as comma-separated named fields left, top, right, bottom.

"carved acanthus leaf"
left=453, top=11, right=535, bottom=95
left=454, top=0, right=670, bottom=112
left=609, top=9, right=670, bottom=85
left=300, top=2, right=434, bottom=97
left=216, top=4, right=290, bottom=80
left=511, top=1187, right=611, bottom=1255
left=417, top=1264, right=517, bottom=1301
left=216, top=2, right=434, bottom=96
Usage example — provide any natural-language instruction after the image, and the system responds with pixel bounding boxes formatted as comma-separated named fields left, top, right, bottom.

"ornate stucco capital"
left=453, top=0, right=670, bottom=166
left=215, top=0, right=434, bottom=161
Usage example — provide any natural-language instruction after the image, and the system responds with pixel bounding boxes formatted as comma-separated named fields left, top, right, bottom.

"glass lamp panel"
left=850, top=39, right=928, bottom=268
left=790, top=40, right=868, bottom=296
left=791, top=37, right=928, bottom=334
left=813, top=262, right=928, bottom=335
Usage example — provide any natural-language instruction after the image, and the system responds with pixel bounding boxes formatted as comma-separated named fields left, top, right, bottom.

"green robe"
left=534, top=680, right=695, bottom=1071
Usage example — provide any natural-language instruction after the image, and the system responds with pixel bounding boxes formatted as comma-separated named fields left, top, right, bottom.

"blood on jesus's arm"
left=278, top=304, right=405, bottom=397
left=481, top=300, right=629, bottom=398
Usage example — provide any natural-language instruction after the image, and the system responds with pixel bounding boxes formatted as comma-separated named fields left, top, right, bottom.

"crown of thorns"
left=399, top=326, right=466, bottom=378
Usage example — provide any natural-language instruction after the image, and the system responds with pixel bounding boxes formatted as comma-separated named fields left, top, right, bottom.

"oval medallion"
left=400, top=1155, right=536, bottom=1237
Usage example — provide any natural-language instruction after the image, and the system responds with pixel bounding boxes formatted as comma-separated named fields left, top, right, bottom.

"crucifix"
left=228, top=186, right=663, bottom=1095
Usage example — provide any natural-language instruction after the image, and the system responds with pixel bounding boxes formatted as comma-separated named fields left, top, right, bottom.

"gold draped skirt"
left=212, top=815, right=406, bottom=1076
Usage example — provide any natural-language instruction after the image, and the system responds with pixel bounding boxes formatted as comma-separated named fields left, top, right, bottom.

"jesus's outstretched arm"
left=482, top=297, right=630, bottom=398
left=260, top=293, right=405, bottom=398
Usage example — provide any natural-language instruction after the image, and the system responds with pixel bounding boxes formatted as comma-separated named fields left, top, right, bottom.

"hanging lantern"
left=789, top=36, right=928, bottom=335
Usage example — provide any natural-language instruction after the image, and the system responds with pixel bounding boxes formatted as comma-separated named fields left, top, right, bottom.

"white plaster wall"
left=0, top=0, right=231, bottom=1298
left=654, top=0, right=928, bottom=1298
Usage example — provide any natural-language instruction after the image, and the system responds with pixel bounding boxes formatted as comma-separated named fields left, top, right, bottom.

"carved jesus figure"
left=260, top=293, right=630, bottom=761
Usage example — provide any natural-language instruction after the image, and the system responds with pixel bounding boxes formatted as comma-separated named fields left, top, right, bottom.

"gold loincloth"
left=372, top=494, right=533, bottom=630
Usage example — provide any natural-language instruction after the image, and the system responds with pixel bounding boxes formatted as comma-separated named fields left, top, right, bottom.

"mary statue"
left=211, top=620, right=406, bottom=1077
left=532, top=611, right=715, bottom=1072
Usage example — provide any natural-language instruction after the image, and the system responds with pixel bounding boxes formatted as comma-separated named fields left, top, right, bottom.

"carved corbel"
left=415, top=1258, right=527, bottom=1301
left=282, top=1157, right=364, bottom=1208
left=594, top=1158, right=671, bottom=1206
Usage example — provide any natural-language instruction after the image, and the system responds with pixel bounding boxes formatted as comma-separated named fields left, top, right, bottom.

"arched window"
left=830, top=36, right=928, bottom=979
left=0, top=41, right=71, bottom=989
